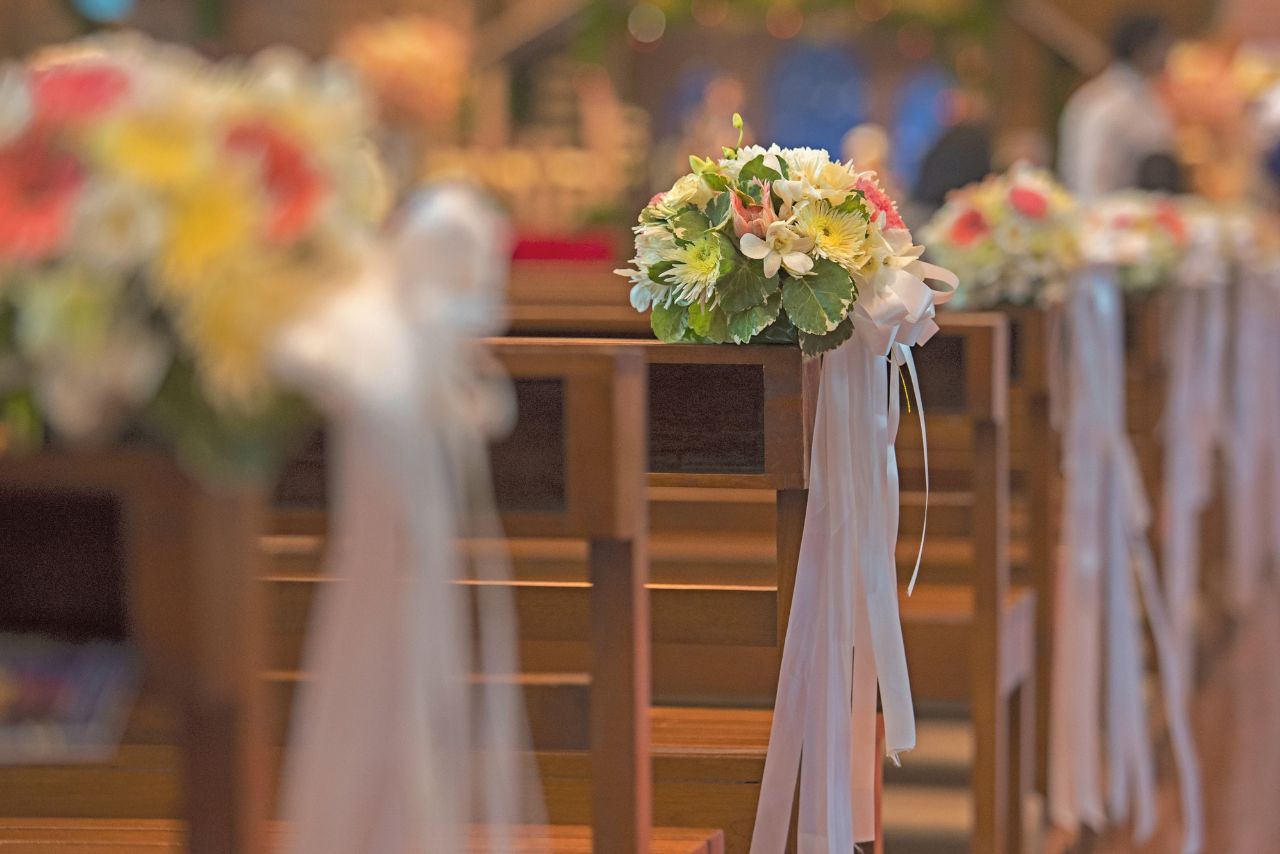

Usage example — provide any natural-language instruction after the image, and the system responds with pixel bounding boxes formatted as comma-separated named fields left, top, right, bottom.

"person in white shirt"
left=1059, top=15, right=1177, bottom=200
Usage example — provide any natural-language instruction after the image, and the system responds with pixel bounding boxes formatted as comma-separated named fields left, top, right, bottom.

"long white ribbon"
left=272, top=185, right=542, bottom=854
left=1160, top=228, right=1228, bottom=685
left=750, top=253, right=954, bottom=852
left=1227, top=255, right=1280, bottom=614
left=1048, top=266, right=1203, bottom=853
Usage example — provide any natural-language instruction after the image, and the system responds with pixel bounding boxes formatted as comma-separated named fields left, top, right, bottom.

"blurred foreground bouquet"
left=617, top=117, right=943, bottom=357
left=1079, top=192, right=1188, bottom=292
left=923, top=164, right=1079, bottom=309
left=0, top=34, right=388, bottom=472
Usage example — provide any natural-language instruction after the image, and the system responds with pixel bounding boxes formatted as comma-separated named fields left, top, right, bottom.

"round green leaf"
left=780, top=259, right=855, bottom=334
left=650, top=301, right=689, bottom=342
left=728, top=292, right=783, bottom=344
left=799, top=316, right=855, bottom=357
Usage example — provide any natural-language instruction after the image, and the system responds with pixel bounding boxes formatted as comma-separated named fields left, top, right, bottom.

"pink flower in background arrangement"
left=29, top=62, right=130, bottom=125
left=947, top=207, right=989, bottom=247
left=1008, top=185, right=1048, bottom=219
left=1154, top=202, right=1188, bottom=245
left=225, top=119, right=327, bottom=242
left=854, top=176, right=905, bottom=230
left=0, top=130, right=84, bottom=260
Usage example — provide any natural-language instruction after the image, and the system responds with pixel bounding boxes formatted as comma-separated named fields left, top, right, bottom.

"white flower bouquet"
left=616, top=116, right=937, bottom=357
left=921, top=164, right=1079, bottom=309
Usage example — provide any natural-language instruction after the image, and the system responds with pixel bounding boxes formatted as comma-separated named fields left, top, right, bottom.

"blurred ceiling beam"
left=472, top=0, right=591, bottom=68
left=1008, top=0, right=1108, bottom=75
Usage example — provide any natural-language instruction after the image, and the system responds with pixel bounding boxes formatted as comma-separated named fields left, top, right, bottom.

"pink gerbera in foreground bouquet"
left=616, top=115, right=938, bottom=356
left=922, top=163, right=1079, bottom=309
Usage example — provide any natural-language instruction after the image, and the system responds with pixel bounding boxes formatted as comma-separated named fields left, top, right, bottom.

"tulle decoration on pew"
left=272, top=185, right=544, bottom=854
left=1226, top=228, right=1280, bottom=613
left=1160, top=203, right=1230, bottom=682
left=617, top=119, right=957, bottom=849
left=921, top=163, right=1079, bottom=309
left=1048, top=261, right=1203, bottom=853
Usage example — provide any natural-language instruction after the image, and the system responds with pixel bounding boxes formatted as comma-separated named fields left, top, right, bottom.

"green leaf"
left=834, top=189, right=868, bottom=215
left=689, top=154, right=711, bottom=173
left=738, top=154, right=782, bottom=187
left=688, top=302, right=729, bottom=343
left=702, top=172, right=730, bottom=193
left=799, top=316, right=854, bottom=357
left=647, top=260, right=675, bottom=284
left=780, top=259, right=855, bottom=334
left=754, top=310, right=799, bottom=345
left=650, top=301, right=689, bottom=342
left=715, top=235, right=779, bottom=313
left=722, top=145, right=737, bottom=159
left=670, top=209, right=711, bottom=242
left=704, top=192, right=731, bottom=229
left=728, top=292, right=783, bottom=344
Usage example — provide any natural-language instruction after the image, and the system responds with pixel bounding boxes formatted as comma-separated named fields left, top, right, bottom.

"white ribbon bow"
left=750, top=251, right=954, bottom=852
left=271, top=184, right=542, bottom=854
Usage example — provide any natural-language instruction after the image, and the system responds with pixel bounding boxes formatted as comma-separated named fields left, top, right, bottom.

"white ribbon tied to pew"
left=751, top=254, right=955, bottom=853
left=1161, top=219, right=1228, bottom=685
left=1227, top=251, right=1280, bottom=613
left=270, top=185, right=544, bottom=854
left=1048, top=266, right=1203, bottom=853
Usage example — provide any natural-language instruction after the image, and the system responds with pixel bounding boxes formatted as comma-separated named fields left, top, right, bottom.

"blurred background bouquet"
left=1079, top=192, right=1189, bottom=291
left=923, top=164, right=1079, bottom=308
left=0, top=33, right=388, bottom=474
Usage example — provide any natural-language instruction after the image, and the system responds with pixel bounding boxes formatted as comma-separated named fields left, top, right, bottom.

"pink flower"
left=1008, top=185, right=1048, bottom=219
left=1154, top=202, right=1187, bottom=245
left=0, top=129, right=83, bottom=260
left=225, top=119, right=327, bottom=242
left=30, top=62, right=130, bottom=125
left=855, top=176, right=905, bottom=230
left=647, top=192, right=665, bottom=208
left=732, top=182, right=776, bottom=238
left=947, top=208, right=989, bottom=247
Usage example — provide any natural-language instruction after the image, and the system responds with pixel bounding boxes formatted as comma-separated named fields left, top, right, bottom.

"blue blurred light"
left=73, top=0, right=135, bottom=23
left=768, top=43, right=868, bottom=155
left=892, top=65, right=952, bottom=191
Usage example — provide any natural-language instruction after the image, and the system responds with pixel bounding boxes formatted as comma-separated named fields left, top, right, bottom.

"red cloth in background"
left=511, top=231, right=617, bottom=261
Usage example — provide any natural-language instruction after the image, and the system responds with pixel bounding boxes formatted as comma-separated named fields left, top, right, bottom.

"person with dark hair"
left=1059, top=13, right=1178, bottom=199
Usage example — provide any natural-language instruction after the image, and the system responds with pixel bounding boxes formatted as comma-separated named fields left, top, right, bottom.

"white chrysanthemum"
left=0, top=65, right=32, bottom=145
left=662, top=234, right=722, bottom=304
left=775, top=147, right=858, bottom=206
left=72, top=180, right=166, bottom=271
left=793, top=201, right=869, bottom=271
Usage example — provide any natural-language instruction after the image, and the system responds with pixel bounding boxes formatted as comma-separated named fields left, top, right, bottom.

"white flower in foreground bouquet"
left=741, top=220, right=814, bottom=278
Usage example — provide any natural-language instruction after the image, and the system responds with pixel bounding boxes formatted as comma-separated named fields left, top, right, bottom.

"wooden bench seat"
left=0, top=820, right=724, bottom=854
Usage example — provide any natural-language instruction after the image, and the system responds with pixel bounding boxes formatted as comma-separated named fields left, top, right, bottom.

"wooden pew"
left=0, top=451, right=270, bottom=854
left=898, top=313, right=1036, bottom=854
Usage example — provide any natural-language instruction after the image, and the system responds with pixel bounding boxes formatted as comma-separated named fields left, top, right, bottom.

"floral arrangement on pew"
left=1078, top=192, right=1189, bottom=292
left=616, top=115, right=936, bottom=356
left=0, top=35, right=388, bottom=472
left=921, top=164, right=1079, bottom=309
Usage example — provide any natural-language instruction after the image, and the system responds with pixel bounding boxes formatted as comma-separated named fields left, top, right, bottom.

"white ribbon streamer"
left=1160, top=225, right=1228, bottom=685
left=1227, top=254, right=1280, bottom=614
left=750, top=256, right=954, bottom=852
left=271, top=185, right=543, bottom=854
left=1047, top=266, right=1203, bottom=853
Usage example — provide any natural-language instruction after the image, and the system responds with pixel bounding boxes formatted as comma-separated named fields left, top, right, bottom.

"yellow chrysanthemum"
left=93, top=111, right=213, bottom=189
left=173, top=244, right=355, bottom=410
left=159, top=175, right=263, bottom=292
left=662, top=234, right=722, bottom=304
left=793, top=201, right=869, bottom=271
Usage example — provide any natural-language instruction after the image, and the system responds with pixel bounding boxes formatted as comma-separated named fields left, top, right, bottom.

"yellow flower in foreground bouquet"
left=922, top=164, right=1079, bottom=309
left=0, top=33, right=387, bottom=472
